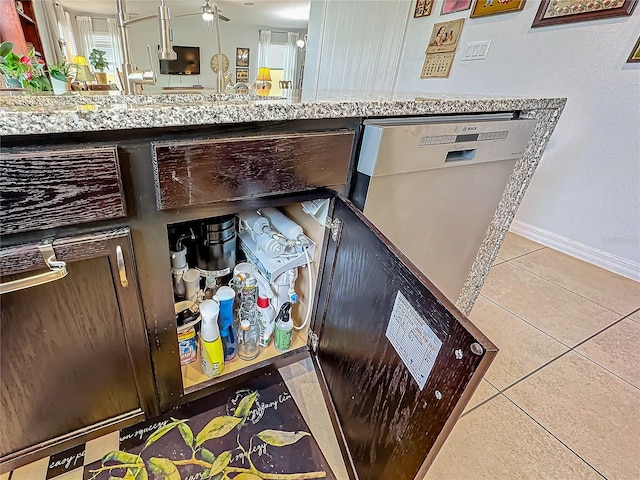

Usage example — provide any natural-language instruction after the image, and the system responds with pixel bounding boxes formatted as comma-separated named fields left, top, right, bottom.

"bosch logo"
left=463, top=126, right=477, bottom=131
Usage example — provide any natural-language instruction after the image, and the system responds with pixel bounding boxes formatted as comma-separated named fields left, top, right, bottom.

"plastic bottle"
left=257, top=294, right=275, bottom=347
left=215, top=286, right=237, bottom=361
left=274, top=302, right=293, bottom=352
left=199, top=300, right=224, bottom=378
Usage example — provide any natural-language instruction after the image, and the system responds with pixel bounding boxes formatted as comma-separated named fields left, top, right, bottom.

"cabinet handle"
left=116, top=245, right=129, bottom=288
left=0, top=239, right=68, bottom=294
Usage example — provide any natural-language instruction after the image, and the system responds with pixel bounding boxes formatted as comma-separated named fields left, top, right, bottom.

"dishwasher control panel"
left=358, top=116, right=538, bottom=177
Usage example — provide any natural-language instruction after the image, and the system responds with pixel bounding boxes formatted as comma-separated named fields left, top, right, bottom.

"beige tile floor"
left=7, top=233, right=640, bottom=480
left=426, top=232, right=640, bottom=480
left=287, top=233, right=640, bottom=480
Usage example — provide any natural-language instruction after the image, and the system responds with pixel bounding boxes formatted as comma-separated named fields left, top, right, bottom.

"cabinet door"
left=0, top=228, right=157, bottom=469
left=313, top=198, right=497, bottom=480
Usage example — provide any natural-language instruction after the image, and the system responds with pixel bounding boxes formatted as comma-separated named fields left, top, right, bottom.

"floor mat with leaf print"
left=83, top=369, right=336, bottom=480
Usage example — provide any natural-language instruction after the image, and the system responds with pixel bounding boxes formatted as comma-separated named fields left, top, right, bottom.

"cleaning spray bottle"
left=257, top=293, right=275, bottom=347
left=274, top=302, right=293, bottom=352
left=199, top=299, right=224, bottom=378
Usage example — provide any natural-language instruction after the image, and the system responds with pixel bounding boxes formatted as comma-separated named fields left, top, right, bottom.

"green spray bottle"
left=274, top=302, right=293, bottom=352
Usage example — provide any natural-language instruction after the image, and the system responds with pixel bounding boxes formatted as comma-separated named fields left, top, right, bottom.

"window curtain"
left=106, top=17, right=123, bottom=78
left=31, top=0, right=62, bottom=65
left=256, top=30, right=271, bottom=77
left=76, top=15, right=94, bottom=59
left=60, top=10, right=77, bottom=61
left=283, top=32, right=299, bottom=91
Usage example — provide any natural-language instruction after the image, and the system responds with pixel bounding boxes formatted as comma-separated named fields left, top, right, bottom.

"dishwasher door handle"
left=0, top=239, right=68, bottom=294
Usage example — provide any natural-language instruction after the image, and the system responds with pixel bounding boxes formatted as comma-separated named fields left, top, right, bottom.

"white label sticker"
left=386, top=291, right=443, bottom=390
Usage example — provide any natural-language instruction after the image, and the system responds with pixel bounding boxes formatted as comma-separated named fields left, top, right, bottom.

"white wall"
left=127, top=17, right=259, bottom=91
left=303, top=0, right=410, bottom=93
left=394, top=3, right=640, bottom=266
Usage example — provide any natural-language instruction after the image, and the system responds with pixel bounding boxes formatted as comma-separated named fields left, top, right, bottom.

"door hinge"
left=325, top=217, right=342, bottom=243
left=308, top=330, right=319, bottom=353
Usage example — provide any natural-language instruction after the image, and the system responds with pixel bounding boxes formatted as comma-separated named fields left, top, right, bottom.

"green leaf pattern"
left=177, top=422, right=194, bottom=448
left=208, top=451, right=232, bottom=476
left=256, top=430, right=310, bottom=447
left=146, top=457, right=180, bottom=480
left=102, top=451, right=143, bottom=466
left=195, top=416, right=242, bottom=447
left=143, top=419, right=186, bottom=449
left=233, top=391, right=258, bottom=419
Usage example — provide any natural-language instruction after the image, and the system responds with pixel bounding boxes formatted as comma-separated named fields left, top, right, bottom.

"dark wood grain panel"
left=314, top=198, right=496, bottom=480
left=0, top=228, right=128, bottom=275
left=152, top=131, right=354, bottom=210
left=0, top=146, right=126, bottom=235
left=0, top=256, right=140, bottom=457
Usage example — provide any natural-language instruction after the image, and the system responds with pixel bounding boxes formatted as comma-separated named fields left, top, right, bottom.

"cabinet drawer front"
left=0, top=146, right=126, bottom=235
left=152, top=131, right=354, bottom=210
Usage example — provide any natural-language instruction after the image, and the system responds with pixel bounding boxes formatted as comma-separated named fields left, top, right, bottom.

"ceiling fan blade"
left=174, top=12, right=200, bottom=18
left=174, top=12, right=231, bottom=21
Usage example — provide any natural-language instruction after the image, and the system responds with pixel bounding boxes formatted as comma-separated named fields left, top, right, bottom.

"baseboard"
left=509, top=220, right=640, bottom=282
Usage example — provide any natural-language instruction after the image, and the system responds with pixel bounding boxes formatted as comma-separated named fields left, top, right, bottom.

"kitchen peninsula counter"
left=0, top=90, right=565, bottom=136
left=1, top=90, right=566, bottom=473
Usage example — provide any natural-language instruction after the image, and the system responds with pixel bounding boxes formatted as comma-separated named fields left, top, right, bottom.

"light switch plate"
left=462, top=40, right=491, bottom=61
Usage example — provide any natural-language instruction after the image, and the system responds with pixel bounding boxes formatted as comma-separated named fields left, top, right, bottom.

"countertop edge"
left=0, top=96, right=567, bottom=137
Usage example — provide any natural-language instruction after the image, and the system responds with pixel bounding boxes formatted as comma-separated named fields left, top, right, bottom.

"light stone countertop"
left=0, top=89, right=565, bottom=137
left=0, top=89, right=566, bottom=316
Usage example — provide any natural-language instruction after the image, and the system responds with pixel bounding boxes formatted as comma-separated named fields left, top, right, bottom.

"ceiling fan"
left=175, top=0, right=231, bottom=22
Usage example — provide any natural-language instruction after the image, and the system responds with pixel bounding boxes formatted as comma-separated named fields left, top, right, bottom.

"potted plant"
left=49, top=60, right=71, bottom=94
left=0, top=41, right=52, bottom=92
left=89, top=48, right=109, bottom=84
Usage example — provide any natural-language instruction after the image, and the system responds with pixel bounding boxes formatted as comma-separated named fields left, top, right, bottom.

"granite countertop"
left=0, top=90, right=566, bottom=136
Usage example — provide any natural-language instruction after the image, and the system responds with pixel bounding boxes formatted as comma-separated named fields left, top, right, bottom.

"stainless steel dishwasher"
left=353, top=114, right=538, bottom=304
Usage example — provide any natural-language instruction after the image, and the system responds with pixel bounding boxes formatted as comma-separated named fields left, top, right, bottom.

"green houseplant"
left=49, top=60, right=71, bottom=94
left=0, top=41, right=52, bottom=92
left=89, top=48, right=109, bottom=84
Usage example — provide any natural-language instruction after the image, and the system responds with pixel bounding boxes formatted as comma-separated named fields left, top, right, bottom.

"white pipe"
left=294, top=247, right=313, bottom=331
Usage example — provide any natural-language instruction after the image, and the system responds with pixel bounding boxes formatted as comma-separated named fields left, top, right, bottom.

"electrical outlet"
left=462, top=41, right=491, bottom=61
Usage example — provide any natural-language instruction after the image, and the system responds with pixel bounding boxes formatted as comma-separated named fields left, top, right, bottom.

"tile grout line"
left=479, top=294, right=576, bottom=349
left=500, top=393, right=609, bottom=480
left=498, top=245, right=546, bottom=263
left=494, top=313, right=634, bottom=396
left=466, top=311, right=639, bottom=418
left=502, top=256, right=635, bottom=317
left=571, top=349, right=640, bottom=392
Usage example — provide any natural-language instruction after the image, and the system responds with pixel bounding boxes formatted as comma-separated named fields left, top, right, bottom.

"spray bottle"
left=199, top=299, right=224, bottom=378
left=274, top=302, right=293, bottom=352
left=257, top=293, right=275, bottom=347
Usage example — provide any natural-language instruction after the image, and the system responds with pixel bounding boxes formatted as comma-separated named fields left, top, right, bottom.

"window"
left=92, top=32, right=116, bottom=83
left=268, top=44, right=286, bottom=96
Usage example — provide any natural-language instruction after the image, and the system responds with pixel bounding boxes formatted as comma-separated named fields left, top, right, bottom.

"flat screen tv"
left=159, top=46, right=200, bottom=75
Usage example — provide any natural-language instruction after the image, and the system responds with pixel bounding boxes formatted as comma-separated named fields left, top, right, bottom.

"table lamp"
left=73, top=55, right=94, bottom=89
left=256, top=67, right=271, bottom=96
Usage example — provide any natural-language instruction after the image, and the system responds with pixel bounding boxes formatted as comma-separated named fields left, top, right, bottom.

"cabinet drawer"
left=0, top=146, right=126, bottom=235
left=151, top=130, right=355, bottom=210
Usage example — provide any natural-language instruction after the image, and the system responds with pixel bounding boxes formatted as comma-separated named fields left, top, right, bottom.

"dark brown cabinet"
left=0, top=146, right=126, bottom=235
left=0, top=228, right=157, bottom=470
left=0, top=117, right=498, bottom=478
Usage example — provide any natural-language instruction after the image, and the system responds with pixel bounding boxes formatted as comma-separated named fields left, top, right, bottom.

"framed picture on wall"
left=628, top=37, right=640, bottom=63
left=531, top=0, right=637, bottom=27
left=470, top=0, right=526, bottom=17
left=236, top=68, right=248, bottom=83
left=441, top=0, right=472, bottom=15
left=426, top=18, right=465, bottom=54
left=413, top=0, right=434, bottom=17
left=236, top=48, right=250, bottom=67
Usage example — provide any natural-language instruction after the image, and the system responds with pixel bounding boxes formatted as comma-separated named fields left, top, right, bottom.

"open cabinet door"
left=312, top=198, right=497, bottom=480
